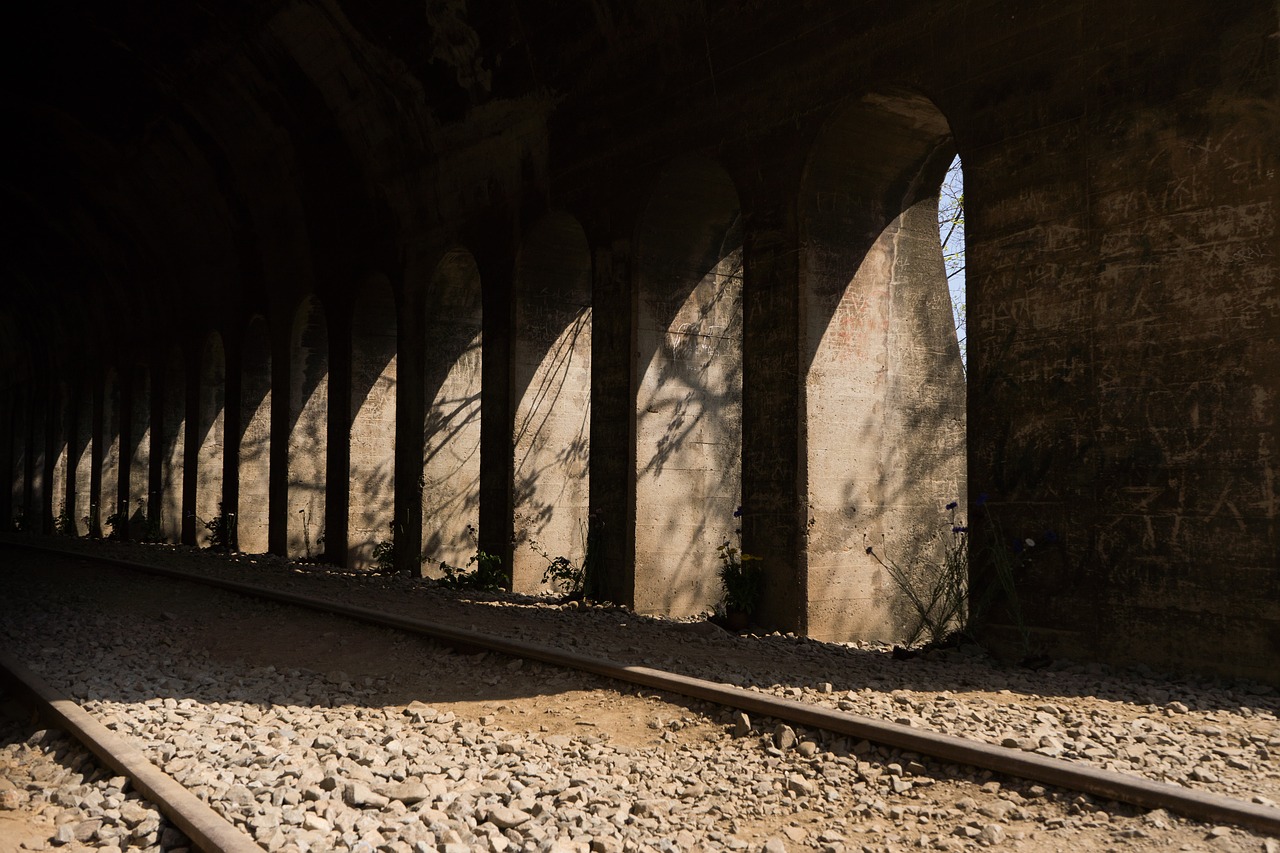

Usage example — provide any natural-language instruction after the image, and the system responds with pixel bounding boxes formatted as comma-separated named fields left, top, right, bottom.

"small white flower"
left=1025, top=538, right=1036, bottom=548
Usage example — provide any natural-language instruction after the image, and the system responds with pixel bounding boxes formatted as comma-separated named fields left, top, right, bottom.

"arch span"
left=633, top=156, right=744, bottom=617
left=799, top=90, right=967, bottom=644
left=348, top=276, right=397, bottom=569
left=194, top=332, right=226, bottom=546
left=422, top=250, right=483, bottom=573
left=512, top=213, right=592, bottom=593
left=288, top=295, right=329, bottom=560
left=239, top=316, right=273, bottom=553
left=158, top=348, right=185, bottom=543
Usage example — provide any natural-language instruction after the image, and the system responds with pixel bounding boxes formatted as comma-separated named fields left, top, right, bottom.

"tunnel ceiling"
left=4, top=0, right=712, bottom=373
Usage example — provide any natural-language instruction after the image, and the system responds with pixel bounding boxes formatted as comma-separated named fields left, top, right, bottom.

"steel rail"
left=0, top=650, right=264, bottom=853
left=8, top=540, right=1280, bottom=837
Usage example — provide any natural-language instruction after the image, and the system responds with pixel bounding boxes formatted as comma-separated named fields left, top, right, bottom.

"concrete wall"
left=50, top=387, right=69, bottom=530
left=422, top=251, right=483, bottom=572
left=126, top=366, right=151, bottom=538
left=72, top=381, right=93, bottom=536
left=194, top=333, right=225, bottom=546
left=800, top=93, right=968, bottom=643
left=348, top=278, right=397, bottom=568
left=158, top=352, right=185, bottom=543
left=239, top=317, right=273, bottom=553
left=634, top=158, right=744, bottom=617
left=288, top=297, right=328, bottom=560
left=100, top=370, right=121, bottom=537
left=512, top=214, right=593, bottom=592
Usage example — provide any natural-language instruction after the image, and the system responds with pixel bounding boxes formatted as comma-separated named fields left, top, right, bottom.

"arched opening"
left=101, top=368, right=122, bottom=538
left=422, top=250, right=482, bottom=573
left=800, top=91, right=967, bottom=644
left=288, top=296, right=328, bottom=560
left=6, top=393, right=25, bottom=529
left=195, top=332, right=226, bottom=546
left=512, top=213, right=592, bottom=592
left=26, top=389, right=48, bottom=531
left=158, top=350, right=185, bottom=542
left=50, top=384, right=70, bottom=533
left=633, top=157, right=744, bottom=617
left=127, top=364, right=152, bottom=538
left=348, top=276, right=398, bottom=568
left=238, top=316, right=273, bottom=553
left=72, top=380, right=94, bottom=536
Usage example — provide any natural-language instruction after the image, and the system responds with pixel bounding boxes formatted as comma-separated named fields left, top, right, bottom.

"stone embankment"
left=1, top=539, right=1278, bottom=852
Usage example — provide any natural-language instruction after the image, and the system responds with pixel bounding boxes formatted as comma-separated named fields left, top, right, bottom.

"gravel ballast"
left=1, top=538, right=1278, bottom=852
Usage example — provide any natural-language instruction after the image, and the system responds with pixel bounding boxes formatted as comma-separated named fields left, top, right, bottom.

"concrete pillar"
left=71, top=380, right=93, bottom=536
left=126, top=365, right=152, bottom=539
left=587, top=233, right=635, bottom=605
left=476, top=238, right=515, bottom=575
left=194, top=332, right=226, bottom=546
left=347, top=276, right=398, bottom=568
left=421, top=251, right=483, bottom=572
left=238, top=316, right=272, bottom=553
left=288, top=295, right=328, bottom=559
left=735, top=144, right=807, bottom=637
left=633, top=158, right=744, bottom=617
left=26, top=389, right=47, bottom=532
left=158, top=349, right=185, bottom=543
left=50, top=384, right=70, bottom=531
left=511, top=213, right=593, bottom=593
left=101, top=369, right=122, bottom=538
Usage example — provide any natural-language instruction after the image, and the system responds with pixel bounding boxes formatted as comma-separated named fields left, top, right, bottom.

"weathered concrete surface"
left=1, top=0, right=1274, bottom=680
left=347, top=278, right=397, bottom=569
left=800, top=94, right=968, bottom=643
left=288, top=297, right=329, bottom=561
left=422, top=251, right=483, bottom=573
left=238, top=318, right=272, bottom=554
left=126, top=366, right=151, bottom=539
left=193, top=334, right=225, bottom=548
left=512, top=215, right=592, bottom=593
left=634, top=158, right=744, bottom=618
left=158, top=354, right=185, bottom=543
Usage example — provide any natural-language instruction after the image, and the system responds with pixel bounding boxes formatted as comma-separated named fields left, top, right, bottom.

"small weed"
left=718, top=506, right=763, bottom=618
left=103, top=510, right=123, bottom=541
left=204, top=504, right=235, bottom=551
left=541, top=554, right=585, bottom=599
left=868, top=496, right=1041, bottom=655
left=371, top=522, right=396, bottom=573
left=54, top=504, right=75, bottom=537
left=436, top=525, right=506, bottom=592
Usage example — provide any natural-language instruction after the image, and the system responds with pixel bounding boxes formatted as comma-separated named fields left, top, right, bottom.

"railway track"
left=0, top=537, right=1274, bottom=850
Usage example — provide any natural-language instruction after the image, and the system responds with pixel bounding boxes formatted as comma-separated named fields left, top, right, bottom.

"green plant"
left=542, top=554, right=585, bottom=599
left=54, top=504, right=75, bottom=537
left=436, top=525, right=506, bottom=591
left=530, top=528, right=588, bottom=600
left=137, top=515, right=163, bottom=543
left=717, top=507, right=763, bottom=618
left=868, top=496, right=1039, bottom=654
left=204, top=503, right=235, bottom=551
left=865, top=502, right=968, bottom=648
left=371, top=522, right=396, bottom=573
left=437, top=550, right=505, bottom=591
left=103, top=510, right=123, bottom=541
